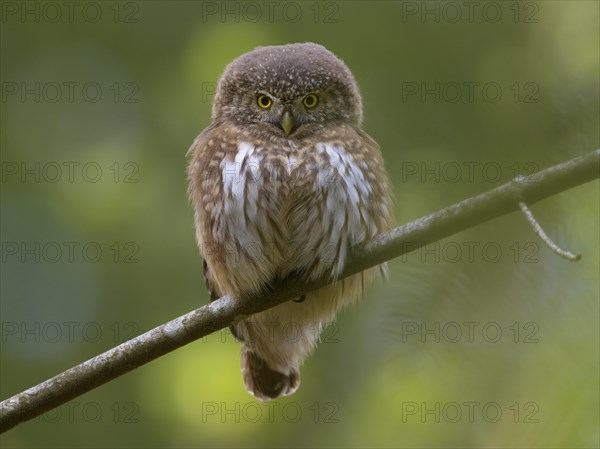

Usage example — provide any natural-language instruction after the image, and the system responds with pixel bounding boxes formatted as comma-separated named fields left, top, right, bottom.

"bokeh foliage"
left=1, top=1, right=598, bottom=447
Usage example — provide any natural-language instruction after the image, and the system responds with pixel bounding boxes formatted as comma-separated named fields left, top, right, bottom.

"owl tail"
left=240, top=345, right=300, bottom=401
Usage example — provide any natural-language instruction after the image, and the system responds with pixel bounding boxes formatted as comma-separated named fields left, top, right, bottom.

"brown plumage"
left=187, top=43, right=393, bottom=401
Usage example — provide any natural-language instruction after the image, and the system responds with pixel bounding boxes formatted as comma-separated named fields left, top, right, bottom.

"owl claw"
left=292, top=295, right=306, bottom=303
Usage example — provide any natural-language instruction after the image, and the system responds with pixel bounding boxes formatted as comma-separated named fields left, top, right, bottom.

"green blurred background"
left=1, top=1, right=598, bottom=447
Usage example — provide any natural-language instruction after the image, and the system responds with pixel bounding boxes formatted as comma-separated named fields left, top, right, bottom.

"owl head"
left=212, top=43, right=363, bottom=137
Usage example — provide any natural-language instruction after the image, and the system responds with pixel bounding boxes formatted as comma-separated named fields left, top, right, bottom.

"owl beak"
left=279, top=111, right=295, bottom=136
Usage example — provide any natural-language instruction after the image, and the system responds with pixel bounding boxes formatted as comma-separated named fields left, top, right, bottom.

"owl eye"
left=302, top=93, right=318, bottom=108
left=257, top=94, right=272, bottom=109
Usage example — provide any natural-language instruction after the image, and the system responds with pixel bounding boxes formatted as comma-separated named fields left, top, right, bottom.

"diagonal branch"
left=1, top=149, right=598, bottom=433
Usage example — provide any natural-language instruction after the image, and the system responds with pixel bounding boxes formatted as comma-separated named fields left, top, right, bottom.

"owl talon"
left=292, top=295, right=306, bottom=303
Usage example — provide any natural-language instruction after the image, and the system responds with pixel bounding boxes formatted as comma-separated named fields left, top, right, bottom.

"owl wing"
left=188, top=124, right=249, bottom=342
left=188, top=123, right=223, bottom=300
left=341, top=127, right=394, bottom=283
left=187, top=122, right=239, bottom=296
left=352, top=127, right=395, bottom=242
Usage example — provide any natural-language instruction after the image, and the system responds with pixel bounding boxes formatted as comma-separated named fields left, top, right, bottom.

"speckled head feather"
left=213, top=43, right=363, bottom=126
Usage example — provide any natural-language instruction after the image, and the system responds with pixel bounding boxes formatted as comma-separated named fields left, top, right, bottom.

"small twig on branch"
left=1, top=149, right=598, bottom=433
left=518, top=201, right=582, bottom=261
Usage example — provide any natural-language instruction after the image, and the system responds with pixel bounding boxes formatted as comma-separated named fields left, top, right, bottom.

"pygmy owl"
left=187, top=43, right=393, bottom=401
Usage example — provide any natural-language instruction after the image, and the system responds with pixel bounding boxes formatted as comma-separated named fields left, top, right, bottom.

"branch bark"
left=1, top=149, right=598, bottom=433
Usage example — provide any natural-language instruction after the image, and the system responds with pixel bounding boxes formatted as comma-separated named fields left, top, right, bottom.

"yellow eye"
left=257, top=94, right=272, bottom=109
left=303, top=93, right=318, bottom=108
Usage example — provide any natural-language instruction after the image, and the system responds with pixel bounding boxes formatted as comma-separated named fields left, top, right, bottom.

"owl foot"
left=292, top=295, right=306, bottom=303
